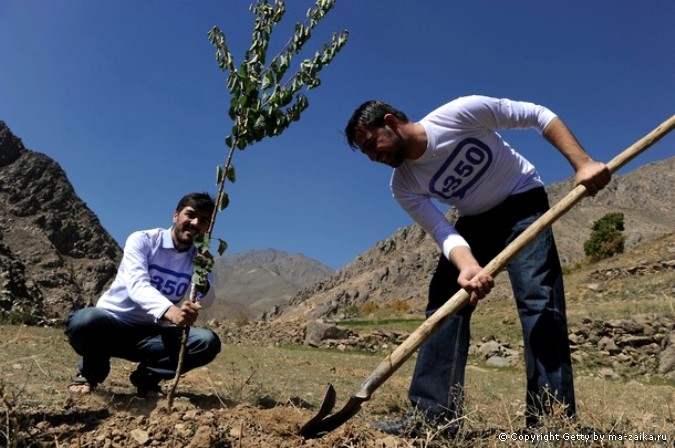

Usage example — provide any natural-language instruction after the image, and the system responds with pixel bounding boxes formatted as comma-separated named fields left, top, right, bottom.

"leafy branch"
left=167, top=0, right=348, bottom=410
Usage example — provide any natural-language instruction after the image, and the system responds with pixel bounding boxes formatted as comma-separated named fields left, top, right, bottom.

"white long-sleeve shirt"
left=96, top=228, right=215, bottom=325
left=391, top=95, right=556, bottom=260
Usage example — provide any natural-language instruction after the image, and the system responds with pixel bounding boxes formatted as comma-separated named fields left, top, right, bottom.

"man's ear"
left=383, top=113, right=399, bottom=129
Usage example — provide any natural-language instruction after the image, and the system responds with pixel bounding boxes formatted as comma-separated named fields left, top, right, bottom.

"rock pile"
left=568, top=314, right=675, bottom=379
left=213, top=320, right=306, bottom=346
left=470, top=336, right=520, bottom=367
left=589, top=259, right=675, bottom=281
left=211, top=313, right=675, bottom=379
left=212, top=319, right=409, bottom=353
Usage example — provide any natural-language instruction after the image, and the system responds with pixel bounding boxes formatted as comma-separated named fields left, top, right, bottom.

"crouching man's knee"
left=189, top=328, right=221, bottom=366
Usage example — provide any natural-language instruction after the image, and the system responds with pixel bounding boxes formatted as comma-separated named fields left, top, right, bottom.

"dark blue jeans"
left=65, top=307, right=221, bottom=386
left=409, top=187, right=575, bottom=427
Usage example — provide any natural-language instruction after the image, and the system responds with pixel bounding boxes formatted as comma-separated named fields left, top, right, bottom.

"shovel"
left=299, top=115, right=675, bottom=438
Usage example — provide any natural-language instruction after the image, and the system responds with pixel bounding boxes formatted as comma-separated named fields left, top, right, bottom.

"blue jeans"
left=409, top=187, right=575, bottom=426
left=65, top=307, right=221, bottom=386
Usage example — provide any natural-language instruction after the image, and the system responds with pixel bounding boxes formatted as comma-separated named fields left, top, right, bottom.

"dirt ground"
left=4, top=366, right=390, bottom=448
left=11, top=395, right=378, bottom=448
left=3, top=323, right=674, bottom=448
left=1, top=325, right=457, bottom=448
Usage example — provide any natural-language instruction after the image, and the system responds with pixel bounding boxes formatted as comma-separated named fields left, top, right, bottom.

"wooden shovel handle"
left=355, top=114, right=675, bottom=400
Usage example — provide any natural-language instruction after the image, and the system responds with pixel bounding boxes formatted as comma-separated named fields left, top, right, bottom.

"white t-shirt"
left=391, top=95, right=556, bottom=259
left=96, top=228, right=215, bottom=325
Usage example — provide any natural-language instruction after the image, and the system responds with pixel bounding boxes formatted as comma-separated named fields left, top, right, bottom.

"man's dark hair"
left=344, top=100, right=409, bottom=150
left=175, top=192, right=215, bottom=214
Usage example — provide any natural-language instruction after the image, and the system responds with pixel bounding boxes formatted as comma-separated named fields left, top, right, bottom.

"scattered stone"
left=479, top=340, right=502, bottom=358
left=304, top=320, right=353, bottom=347
left=598, top=367, right=621, bottom=380
left=486, top=356, right=514, bottom=367
left=130, top=428, right=149, bottom=445
left=658, top=330, right=675, bottom=375
left=586, top=283, right=605, bottom=292
left=598, top=336, right=621, bottom=355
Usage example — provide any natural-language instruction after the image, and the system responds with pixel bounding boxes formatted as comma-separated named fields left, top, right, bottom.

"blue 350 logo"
left=429, top=138, right=492, bottom=200
left=148, top=264, right=191, bottom=300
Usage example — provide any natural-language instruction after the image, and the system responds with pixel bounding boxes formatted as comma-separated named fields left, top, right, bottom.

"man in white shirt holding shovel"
left=345, top=95, right=610, bottom=436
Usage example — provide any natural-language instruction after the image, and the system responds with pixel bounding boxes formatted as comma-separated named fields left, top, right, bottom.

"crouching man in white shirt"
left=65, top=192, right=221, bottom=396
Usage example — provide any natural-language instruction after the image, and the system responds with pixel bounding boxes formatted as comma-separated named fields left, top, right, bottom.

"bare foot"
left=67, top=382, right=93, bottom=394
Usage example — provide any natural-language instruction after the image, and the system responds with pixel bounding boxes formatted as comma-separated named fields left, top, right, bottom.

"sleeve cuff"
left=442, top=234, right=471, bottom=260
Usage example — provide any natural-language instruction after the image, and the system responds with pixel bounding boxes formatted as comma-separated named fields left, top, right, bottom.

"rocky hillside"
left=0, top=121, right=122, bottom=322
left=545, top=158, right=675, bottom=264
left=0, top=121, right=334, bottom=324
left=204, top=249, right=333, bottom=322
left=274, top=156, right=675, bottom=323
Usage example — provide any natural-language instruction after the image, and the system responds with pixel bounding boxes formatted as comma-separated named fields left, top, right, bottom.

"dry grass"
left=1, top=234, right=674, bottom=446
left=1, top=319, right=674, bottom=447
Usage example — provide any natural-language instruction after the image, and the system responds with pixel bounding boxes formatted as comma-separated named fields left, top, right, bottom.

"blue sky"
left=1, top=1, right=674, bottom=270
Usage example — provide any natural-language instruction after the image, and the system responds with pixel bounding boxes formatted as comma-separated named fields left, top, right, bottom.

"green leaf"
left=192, top=270, right=208, bottom=287
left=192, top=234, right=211, bottom=252
left=219, top=192, right=230, bottom=210
left=193, top=252, right=214, bottom=272
left=216, top=166, right=224, bottom=184
left=261, top=71, right=274, bottom=90
left=217, top=239, right=229, bottom=256
left=226, top=165, right=237, bottom=183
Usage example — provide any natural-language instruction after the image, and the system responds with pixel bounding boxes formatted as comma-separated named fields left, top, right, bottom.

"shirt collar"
left=161, top=227, right=197, bottom=253
left=161, top=228, right=177, bottom=250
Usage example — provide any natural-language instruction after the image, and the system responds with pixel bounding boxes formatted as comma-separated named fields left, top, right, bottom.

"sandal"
left=67, top=374, right=95, bottom=395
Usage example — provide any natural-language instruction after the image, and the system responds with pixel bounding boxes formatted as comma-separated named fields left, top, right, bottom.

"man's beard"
left=387, top=137, right=408, bottom=167
left=173, top=225, right=197, bottom=248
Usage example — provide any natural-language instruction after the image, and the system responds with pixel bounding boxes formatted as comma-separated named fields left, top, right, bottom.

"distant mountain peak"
left=203, top=248, right=334, bottom=322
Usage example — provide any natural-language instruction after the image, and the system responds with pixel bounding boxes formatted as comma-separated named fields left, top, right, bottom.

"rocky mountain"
left=203, top=249, right=333, bottom=322
left=0, top=121, right=122, bottom=322
left=273, top=155, right=675, bottom=323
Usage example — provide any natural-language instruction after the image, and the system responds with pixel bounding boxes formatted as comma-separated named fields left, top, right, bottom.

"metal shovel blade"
left=298, top=384, right=335, bottom=437
left=299, top=385, right=366, bottom=438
